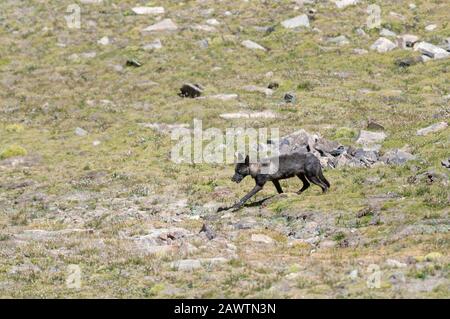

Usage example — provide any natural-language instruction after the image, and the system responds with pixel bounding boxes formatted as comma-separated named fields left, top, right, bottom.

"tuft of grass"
left=0, top=145, right=28, bottom=160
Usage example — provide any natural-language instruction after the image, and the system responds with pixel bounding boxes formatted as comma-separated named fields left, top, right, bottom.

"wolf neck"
left=249, top=163, right=261, bottom=177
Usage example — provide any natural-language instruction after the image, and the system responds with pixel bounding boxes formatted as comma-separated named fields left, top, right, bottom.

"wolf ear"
left=235, top=152, right=244, bottom=163
left=245, top=155, right=249, bottom=165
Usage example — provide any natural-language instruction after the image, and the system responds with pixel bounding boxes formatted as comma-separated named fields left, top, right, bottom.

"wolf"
left=230, top=152, right=330, bottom=211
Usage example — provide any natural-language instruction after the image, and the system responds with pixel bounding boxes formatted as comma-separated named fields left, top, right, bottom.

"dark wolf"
left=230, top=152, right=330, bottom=211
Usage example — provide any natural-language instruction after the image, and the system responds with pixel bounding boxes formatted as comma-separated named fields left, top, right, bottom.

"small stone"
left=97, top=36, right=110, bottom=45
left=207, top=94, right=238, bottom=101
left=353, top=48, right=368, bottom=55
left=386, top=258, right=407, bottom=268
left=416, top=122, right=448, bottom=136
left=356, top=130, right=387, bottom=146
left=425, top=24, right=437, bottom=32
left=349, top=269, right=358, bottom=280
left=251, top=234, right=274, bottom=244
left=178, top=83, right=203, bottom=98
left=197, top=39, right=209, bottom=49
left=284, top=92, right=296, bottom=103
left=132, top=7, right=165, bottom=15
left=206, top=19, right=220, bottom=26
left=142, top=19, right=178, bottom=33
left=143, top=39, right=162, bottom=51
left=268, top=82, right=279, bottom=90
left=126, top=59, right=142, bottom=67
left=219, top=110, right=278, bottom=120
left=170, top=259, right=202, bottom=271
left=241, top=40, right=266, bottom=51
left=409, top=3, right=416, bottom=9
left=334, top=0, right=359, bottom=9
left=191, top=24, right=217, bottom=32
left=75, top=127, right=88, bottom=136
left=92, top=140, right=101, bottom=146
left=441, top=158, right=450, bottom=169
left=326, top=35, right=349, bottom=46
left=281, top=14, right=310, bottom=29
left=370, top=37, right=397, bottom=53
left=380, top=28, right=396, bottom=37
left=242, top=85, right=273, bottom=96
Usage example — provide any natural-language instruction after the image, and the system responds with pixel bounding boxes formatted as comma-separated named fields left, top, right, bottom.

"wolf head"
left=231, top=154, right=250, bottom=183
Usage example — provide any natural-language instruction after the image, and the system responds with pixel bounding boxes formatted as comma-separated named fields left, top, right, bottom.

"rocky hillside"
left=0, top=0, right=449, bottom=298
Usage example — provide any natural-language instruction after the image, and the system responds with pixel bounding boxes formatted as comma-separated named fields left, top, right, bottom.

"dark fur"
left=231, top=153, right=330, bottom=211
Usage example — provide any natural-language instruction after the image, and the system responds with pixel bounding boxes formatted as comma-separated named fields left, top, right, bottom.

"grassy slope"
left=0, top=0, right=448, bottom=298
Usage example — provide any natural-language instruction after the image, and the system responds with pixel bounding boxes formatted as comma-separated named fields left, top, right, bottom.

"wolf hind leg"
left=306, top=173, right=328, bottom=193
left=297, top=173, right=310, bottom=194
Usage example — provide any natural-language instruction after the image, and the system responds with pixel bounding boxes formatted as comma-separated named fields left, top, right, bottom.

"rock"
left=314, top=138, right=342, bottom=156
left=170, top=259, right=202, bottom=271
left=409, top=3, right=416, bottom=9
left=251, top=234, right=274, bottom=244
left=281, top=14, right=310, bottom=29
left=353, top=48, right=368, bottom=55
left=380, top=28, right=396, bottom=37
left=219, top=110, right=278, bottom=120
left=197, top=39, right=209, bottom=49
left=75, top=127, right=88, bottom=136
left=283, top=92, right=296, bottom=103
left=319, top=240, right=336, bottom=249
left=81, top=51, right=96, bottom=59
left=268, top=82, right=279, bottom=90
left=395, top=56, right=423, bottom=67
left=142, top=19, right=177, bottom=33
left=206, top=19, right=220, bottom=26
left=334, top=0, right=359, bottom=9
left=241, top=40, right=266, bottom=51
left=441, top=158, right=450, bottom=169
left=140, top=123, right=189, bottom=134
left=191, top=24, right=217, bottom=32
left=206, top=94, right=238, bottom=101
left=143, top=39, right=162, bottom=51
left=425, top=24, right=437, bottom=32
left=397, top=34, right=419, bottom=49
left=126, top=59, right=142, bottom=67
left=136, top=227, right=191, bottom=246
left=367, top=120, right=385, bottom=130
left=386, top=259, right=407, bottom=268
left=356, top=130, right=387, bottom=146
left=349, top=269, right=358, bottom=280
left=178, top=83, right=203, bottom=98
left=389, top=272, right=406, bottom=284
left=370, top=37, right=397, bottom=53
left=414, top=42, right=450, bottom=59
left=15, top=228, right=93, bottom=241
left=80, top=0, right=103, bottom=3
left=380, top=149, right=415, bottom=165
left=326, top=35, right=349, bottom=46
left=416, top=122, right=448, bottom=136
left=424, top=252, right=442, bottom=261
left=199, top=224, right=215, bottom=240
left=97, top=36, right=110, bottom=46
left=242, top=85, right=273, bottom=96
left=132, top=7, right=165, bottom=15
left=355, top=28, right=368, bottom=38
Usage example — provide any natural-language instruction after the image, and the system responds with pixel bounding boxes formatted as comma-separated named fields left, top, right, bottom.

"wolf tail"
left=318, top=169, right=330, bottom=188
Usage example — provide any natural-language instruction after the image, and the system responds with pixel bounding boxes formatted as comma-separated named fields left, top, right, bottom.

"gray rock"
left=334, top=0, right=359, bottom=9
left=283, top=92, right=296, bottom=103
left=251, top=234, right=274, bottom=244
left=380, top=149, right=415, bottom=165
left=386, top=258, right=407, bottom=268
left=197, top=39, right=209, bottom=49
left=414, top=42, right=450, bottom=59
left=326, top=35, right=349, bottom=46
left=97, top=36, right=110, bottom=46
left=206, top=94, right=238, bottom=101
left=353, top=48, right=368, bottom=55
left=179, top=83, right=203, bottom=98
left=142, top=19, right=178, bottom=33
left=190, top=24, right=217, bottom=32
left=425, top=24, right=437, bottom=32
left=126, top=59, right=142, bottom=67
left=356, top=130, right=387, bottom=146
left=441, top=158, right=450, bottom=169
left=170, top=259, right=202, bottom=271
left=281, top=14, right=310, bottom=29
left=143, top=39, right=162, bottom=51
left=380, top=28, right=396, bottom=37
left=241, top=40, right=266, bottom=51
left=206, top=19, right=220, bottom=26
left=132, top=6, right=164, bottom=15
left=75, top=127, right=88, bottom=136
left=370, top=37, right=397, bottom=53
left=242, top=85, right=273, bottom=96
left=416, top=122, right=448, bottom=136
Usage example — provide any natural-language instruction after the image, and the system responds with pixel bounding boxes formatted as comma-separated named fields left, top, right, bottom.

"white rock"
left=380, top=28, right=396, bottom=37
left=75, top=127, right=88, bottom=136
left=93, top=140, right=101, bottom=146
left=386, top=259, right=407, bottom=268
left=143, top=39, right=162, bottom=50
left=191, top=24, right=217, bottom=32
left=356, top=130, right=387, bottom=146
left=206, top=18, right=220, bottom=26
left=409, top=3, right=416, bottom=9
left=242, top=85, right=273, bottom=96
left=370, top=37, right=397, bottom=53
left=414, top=42, right=450, bottom=59
left=207, top=94, right=238, bottom=101
left=170, top=259, right=202, bottom=271
left=97, top=36, right=110, bottom=46
left=132, top=7, right=165, bottom=15
left=80, top=0, right=103, bottom=3
left=334, top=0, right=359, bottom=9
left=142, top=19, right=178, bottom=33
left=81, top=51, right=96, bottom=59
left=349, top=269, right=358, bottom=280
left=251, top=234, right=274, bottom=244
left=425, top=24, right=437, bottom=31
left=242, top=40, right=266, bottom=51
left=220, top=110, right=278, bottom=120
left=416, top=122, right=448, bottom=136
left=281, top=14, right=310, bottom=29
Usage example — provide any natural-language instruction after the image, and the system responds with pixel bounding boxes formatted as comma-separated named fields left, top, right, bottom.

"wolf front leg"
left=232, top=184, right=263, bottom=211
